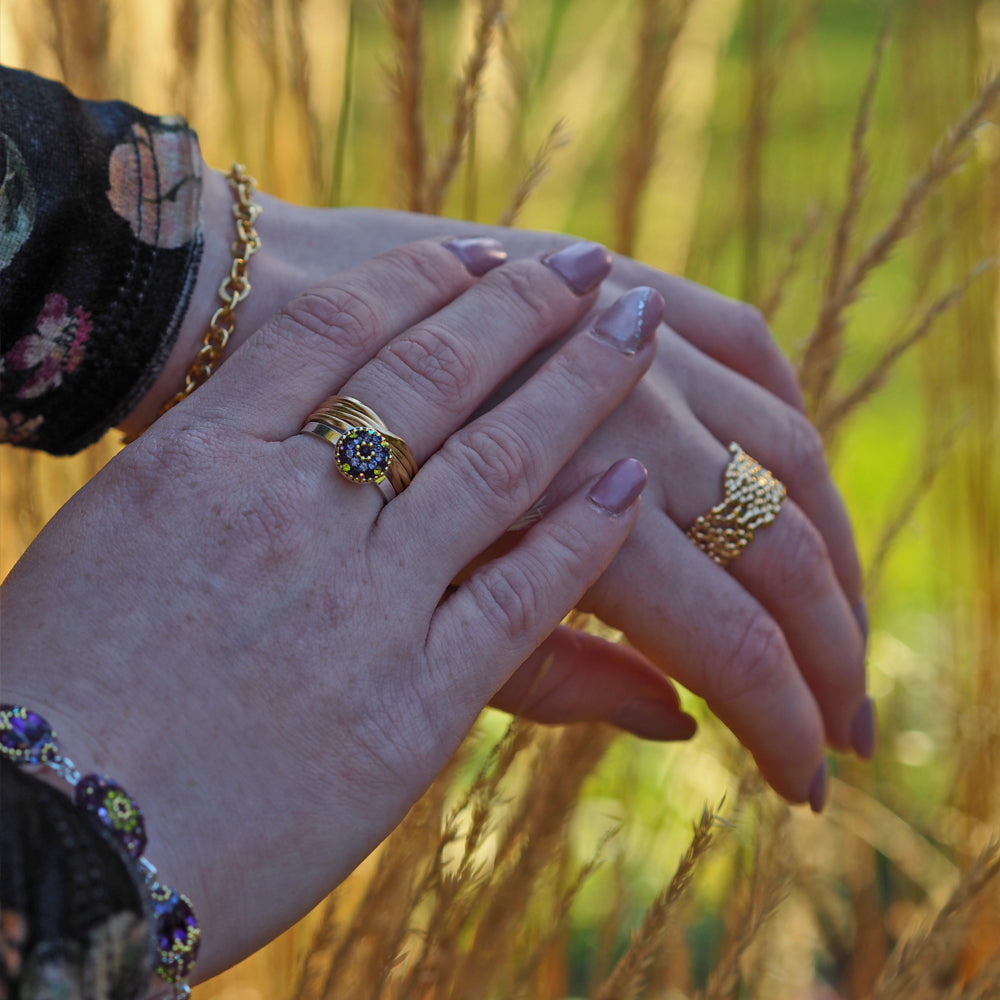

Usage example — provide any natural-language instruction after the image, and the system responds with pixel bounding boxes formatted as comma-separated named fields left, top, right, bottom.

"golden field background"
left=1, top=1, right=999, bottom=997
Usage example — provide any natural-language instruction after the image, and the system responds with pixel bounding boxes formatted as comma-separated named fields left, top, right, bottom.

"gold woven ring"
left=686, top=442, right=786, bottom=568
left=299, top=395, right=417, bottom=501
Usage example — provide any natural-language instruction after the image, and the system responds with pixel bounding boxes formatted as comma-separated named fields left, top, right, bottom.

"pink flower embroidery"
left=4, top=293, right=91, bottom=399
left=0, top=411, right=44, bottom=444
left=107, top=118, right=201, bottom=248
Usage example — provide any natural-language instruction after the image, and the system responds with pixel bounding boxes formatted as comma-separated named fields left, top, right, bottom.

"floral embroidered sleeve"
left=0, top=66, right=203, bottom=454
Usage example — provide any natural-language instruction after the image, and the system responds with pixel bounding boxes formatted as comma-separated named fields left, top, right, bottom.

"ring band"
left=300, top=395, right=417, bottom=500
left=686, top=442, right=786, bottom=568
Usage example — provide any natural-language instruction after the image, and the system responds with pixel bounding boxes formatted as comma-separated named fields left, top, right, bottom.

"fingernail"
left=850, top=697, right=877, bottom=759
left=587, top=458, right=648, bottom=515
left=809, top=760, right=828, bottom=814
left=592, top=287, right=664, bottom=355
left=613, top=699, right=698, bottom=742
left=853, top=598, right=869, bottom=649
left=542, top=241, right=613, bottom=294
left=443, top=236, right=507, bottom=276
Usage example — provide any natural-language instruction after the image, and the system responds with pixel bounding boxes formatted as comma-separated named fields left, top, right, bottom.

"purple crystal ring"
left=300, top=395, right=418, bottom=501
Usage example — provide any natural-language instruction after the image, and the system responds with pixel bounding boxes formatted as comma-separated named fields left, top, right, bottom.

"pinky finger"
left=427, top=459, right=650, bottom=718
left=491, top=625, right=697, bottom=741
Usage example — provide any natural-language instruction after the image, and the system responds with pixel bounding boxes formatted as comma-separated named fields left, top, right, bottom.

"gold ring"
left=686, top=442, right=786, bottom=568
left=299, top=395, right=417, bottom=501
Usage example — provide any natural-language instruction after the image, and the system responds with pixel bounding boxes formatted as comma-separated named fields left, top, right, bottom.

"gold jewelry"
left=121, top=165, right=260, bottom=446
left=161, top=163, right=261, bottom=416
left=300, top=395, right=417, bottom=500
left=686, top=442, right=786, bottom=568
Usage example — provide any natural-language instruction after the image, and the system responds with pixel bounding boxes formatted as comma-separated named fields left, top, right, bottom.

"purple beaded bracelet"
left=0, top=704, right=200, bottom=997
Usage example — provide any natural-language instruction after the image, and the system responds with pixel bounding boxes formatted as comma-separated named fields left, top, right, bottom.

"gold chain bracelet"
left=159, top=163, right=261, bottom=416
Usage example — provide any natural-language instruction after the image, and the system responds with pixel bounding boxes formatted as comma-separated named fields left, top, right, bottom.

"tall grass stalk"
left=612, top=0, right=694, bottom=256
left=799, top=11, right=891, bottom=411
left=424, top=0, right=504, bottom=215
left=387, top=0, right=427, bottom=211
left=799, top=66, right=1000, bottom=420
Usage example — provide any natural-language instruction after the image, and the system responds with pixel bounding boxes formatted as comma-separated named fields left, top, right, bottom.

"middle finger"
left=332, top=245, right=618, bottom=462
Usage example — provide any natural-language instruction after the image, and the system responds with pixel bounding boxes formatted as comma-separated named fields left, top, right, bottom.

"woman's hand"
left=1, top=238, right=669, bottom=976
left=121, top=178, right=871, bottom=812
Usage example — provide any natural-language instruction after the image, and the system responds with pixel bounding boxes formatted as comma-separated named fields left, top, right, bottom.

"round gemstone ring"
left=334, top=426, right=394, bottom=484
left=299, top=395, right=418, bottom=503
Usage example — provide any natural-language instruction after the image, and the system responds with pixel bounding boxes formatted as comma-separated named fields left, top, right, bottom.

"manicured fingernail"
left=542, top=241, right=613, bottom=294
left=613, top=699, right=698, bottom=742
left=850, top=697, right=877, bottom=760
left=853, top=598, right=869, bottom=649
left=587, top=458, right=648, bottom=515
left=443, top=236, right=507, bottom=276
left=809, top=760, right=828, bottom=814
left=591, top=286, right=664, bottom=355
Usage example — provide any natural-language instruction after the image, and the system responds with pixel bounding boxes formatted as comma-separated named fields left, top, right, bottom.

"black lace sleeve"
left=0, top=67, right=203, bottom=454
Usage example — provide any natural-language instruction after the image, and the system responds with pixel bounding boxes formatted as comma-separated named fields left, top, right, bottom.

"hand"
left=1, top=238, right=668, bottom=976
left=122, top=175, right=870, bottom=808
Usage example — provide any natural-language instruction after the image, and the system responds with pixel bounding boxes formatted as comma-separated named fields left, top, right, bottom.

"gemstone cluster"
left=335, top=425, right=394, bottom=483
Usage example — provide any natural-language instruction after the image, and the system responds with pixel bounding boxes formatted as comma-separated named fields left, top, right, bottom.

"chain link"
left=156, top=163, right=261, bottom=417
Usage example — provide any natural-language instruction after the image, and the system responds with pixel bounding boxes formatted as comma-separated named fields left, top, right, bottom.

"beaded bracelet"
left=0, top=705, right=200, bottom=998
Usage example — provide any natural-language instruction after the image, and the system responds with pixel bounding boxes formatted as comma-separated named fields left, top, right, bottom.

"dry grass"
left=2, top=0, right=999, bottom=997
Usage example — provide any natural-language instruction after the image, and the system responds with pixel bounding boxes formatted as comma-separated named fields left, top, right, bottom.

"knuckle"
left=489, top=260, right=564, bottom=329
left=279, top=284, right=380, bottom=360
left=768, top=509, right=832, bottom=602
left=783, top=411, right=828, bottom=484
left=379, top=322, right=478, bottom=413
left=542, top=516, right=593, bottom=567
left=708, top=610, right=788, bottom=710
left=384, top=240, right=462, bottom=296
left=470, top=561, right=539, bottom=639
left=353, top=673, right=445, bottom=786
left=444, top=422, right=534, bottom=514
left=545, top=347, right=610, bottom=401
left=730, top=302, right=772, bottom=361
left=124, top=422, right=217, bottom=503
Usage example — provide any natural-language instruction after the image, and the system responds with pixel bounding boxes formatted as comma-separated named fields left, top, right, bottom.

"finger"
left=426, top=460, right=648, bottom=727
left=662, top=328, right=863, bottom=608
left=386, top=288, right=662, bottom=580
left=490, top=625, right=697, bottom=741
left=608, top=256, right=806, bottom=411
left=641, top=415, right=864, bottom=749
left=191, top=238, right=501, bottom=438
left=335, top=244, right=613, bottom=461
left=580, top=509, right=827, bottom=805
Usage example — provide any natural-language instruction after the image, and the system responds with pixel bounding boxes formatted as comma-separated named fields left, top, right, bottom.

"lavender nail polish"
left=592, top=287, right=664, bottom=355
left=809, top=760, right=828, bottom=814
left=613, top=700, right=698, bottom=742
left=850, top=697, right=877, bottom=760
left=542, top=241, right=613, bottom=294
left=587, top=458, right=648, bottom=515
left=443, top=236, right=507, bottom=276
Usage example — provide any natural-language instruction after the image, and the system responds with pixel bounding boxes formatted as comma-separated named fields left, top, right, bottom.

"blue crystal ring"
left=300, top=395, right=418, bottom=502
